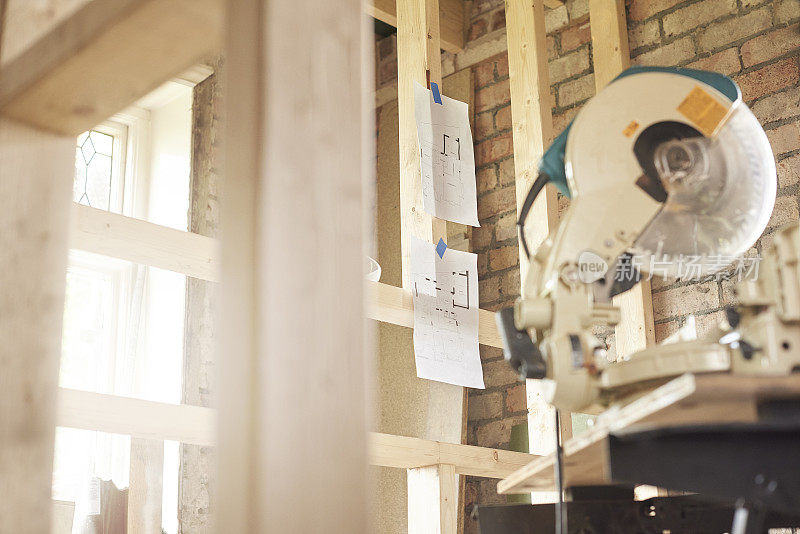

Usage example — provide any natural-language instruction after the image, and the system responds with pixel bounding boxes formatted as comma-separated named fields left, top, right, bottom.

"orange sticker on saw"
left=677, top=85, right=729, bottom=137
left=622, top=120, right=640, bottom=137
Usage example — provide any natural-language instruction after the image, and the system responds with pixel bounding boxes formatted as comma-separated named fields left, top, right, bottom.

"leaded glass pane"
left=74, top=130, right=115, bottom=210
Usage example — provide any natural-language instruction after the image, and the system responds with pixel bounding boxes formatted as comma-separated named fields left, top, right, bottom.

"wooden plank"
left=127, top=438, right=164, bottom=534
left=589, top=0, right=656, bottom=359
left=0, top=0, right=223, bottom=136
left=70, top=203, right=220, bottom=282
left=370, top=432, right=537, bottom=478
left=397, top=0, right=449, bottom=290
left=589, top=0, right=631, bottom=90
left=56, top=388, right=217, bottom=445
left=498, top=373, right=800, bottom=493
left=0, top=117, right=73, bottom=534
left=409, top=463, right=458, bottom=534
left=504, top=0, right=564, bottom=456
left=217, top=0, right=369, bottom=532
left=366, top=281, right=503, bottom=348
left=369, top=0, right=464, bottom=53
left=396, top=8, right=465, bottom=532
left=54, top=388, right=537, bottom=478
left=68, top=209, right=505, bottom=346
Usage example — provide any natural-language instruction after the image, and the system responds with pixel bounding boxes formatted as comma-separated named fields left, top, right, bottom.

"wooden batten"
left=369, top=0, right=464, bottom=53
left=0, top=0, right=223, bottom=136
left=589, top=0, right=656, bottom=358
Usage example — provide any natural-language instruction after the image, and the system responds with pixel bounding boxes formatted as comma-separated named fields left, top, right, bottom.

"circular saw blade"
left=633, top=102, right=776, bottom=278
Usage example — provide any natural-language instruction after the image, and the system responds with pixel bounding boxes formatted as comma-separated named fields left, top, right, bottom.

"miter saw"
left=491, top=67, right=800, bottom=533
left=497, top=66, right=793, bottom=413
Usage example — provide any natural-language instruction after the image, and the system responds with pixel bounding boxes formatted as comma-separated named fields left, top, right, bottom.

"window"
left=73, top=125, right=127, bottom=212
left=54, top=82, right=193, bottom=534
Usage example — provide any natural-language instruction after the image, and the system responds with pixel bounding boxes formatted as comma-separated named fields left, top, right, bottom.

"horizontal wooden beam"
left=368, top=0, right=464, bottom=53
left=69, top=205, right=502, bottom=345
left=365, top=280, right=503, bottom=348
left=55, top=388, right=535, bottom=479
left=370, top=432, right=537, bottom=479
left=0, top=0, right=224, bottom=135
left=69, top=203, right=220, bottom=282
left=56, top=388, right=216, bottom=446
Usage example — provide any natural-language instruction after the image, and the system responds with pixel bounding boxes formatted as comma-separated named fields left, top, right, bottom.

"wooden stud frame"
left=589, top=0, right=656, bottom=357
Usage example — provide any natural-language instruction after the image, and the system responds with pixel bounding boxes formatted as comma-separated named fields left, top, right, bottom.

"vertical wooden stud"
left=408, top=463, right=458, bottom=534
left=0, top=117, right=73, bottom=532
left=218, top=0, right=370, bottom=532
left=589, top=0, right=656, bottom=358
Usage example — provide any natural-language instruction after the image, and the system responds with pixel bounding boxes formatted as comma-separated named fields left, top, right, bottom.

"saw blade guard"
left=633, top=101, right=776, bottom=278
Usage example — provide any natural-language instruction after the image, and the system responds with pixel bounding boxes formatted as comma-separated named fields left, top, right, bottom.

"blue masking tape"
left=430, top=82, right=442, bottom=104
left=436, top=238, right=447, bottom=258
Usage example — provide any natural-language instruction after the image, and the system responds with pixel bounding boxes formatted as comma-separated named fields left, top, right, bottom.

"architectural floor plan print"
left=414, top=81, right=480, bottom=227
left=410, top=237, right=484, bottom=389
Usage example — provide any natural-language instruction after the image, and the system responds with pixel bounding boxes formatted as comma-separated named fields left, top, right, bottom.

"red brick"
left=651, top=281, right=720, bottom=322
left=377, top=58, right=397, bottom=86
left=475, top=131, right=513, bottom=166
left=767, top=122, right=800, bottom=157
left=483, top=359, right=522, bottom=389
left=494, top=105, right=512, bottom=131
left=654, top=319, right=681, bottom=344
left=468, top=391, right=503, bottom=421
left=492, top=8, right=506, bottom=31
left=695, top=311, right=726, bottom=338
left=628, top=0, right=683, bottom=21
left=505, top=384, right=527, bottom=413
left=688, top=48, right=741, bottom=76
left=498, top=157, right=516, bottom=186
left=474, top=111, right=495, bottom=140
left=662, top=0, right=736, bottom=38
left=495, top=212, right=518, bottom=242
left=698, top=7, right=772, bottom=52
left=499, top=269, right=521, bottom=298
left=547, top=35, right=558, bottom=61
left=552, top=108, right=579, bottom=136
left=495, top=53, right=510, bottom=79
left=475, top=78, right=511, bottom=113
left=628, top=20, right=660, bottom=50
left=489, top=245, right=519, bottom=271
left=777, top=0, right=800, bottom=24
left=468, top=16, right=489, bottom=42
left=476, top=165, right=498, bottom=195
left=767, top=195, right=799, bottom=230
left=478, top=252, right=490, bottom=277
left=560, top=21, right=591, bottom=52
left=378, top=35, right=396, bottom=60
left=480, top=345, right=504, bottom=363
left=473, top=223, right=492, bottom=253
left=472, top=0, right=502, bottom=16
left=633, top=36, right=696, bottom=67
left=474, top=61, right=495, bottom=88
left=549, top=48, right=590, bottom=84
left=478, top=184, right=516, bottom=220
left=475, top=417, right=521, bottom=448
left=558, top=73, right=595, bottom=107
left=479, top=276, right=501, bottom=304
left=778, top=154, right=800, bottom=188
left=741, top=24, right=800, bottom=67
left=752, top=88, right=800, bottom=125
left=735, top=58, right=800, bottom=102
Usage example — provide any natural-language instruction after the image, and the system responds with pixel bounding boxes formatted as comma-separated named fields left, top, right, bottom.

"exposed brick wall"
left=627, top=0, right=800, bottom=342
left=375, top=1, right=798, bottom=530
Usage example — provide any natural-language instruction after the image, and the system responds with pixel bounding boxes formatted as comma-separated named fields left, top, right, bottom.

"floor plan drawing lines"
left=410, top=237, right=484, bottom=389
left=414, top=81, right=480, bottom=227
